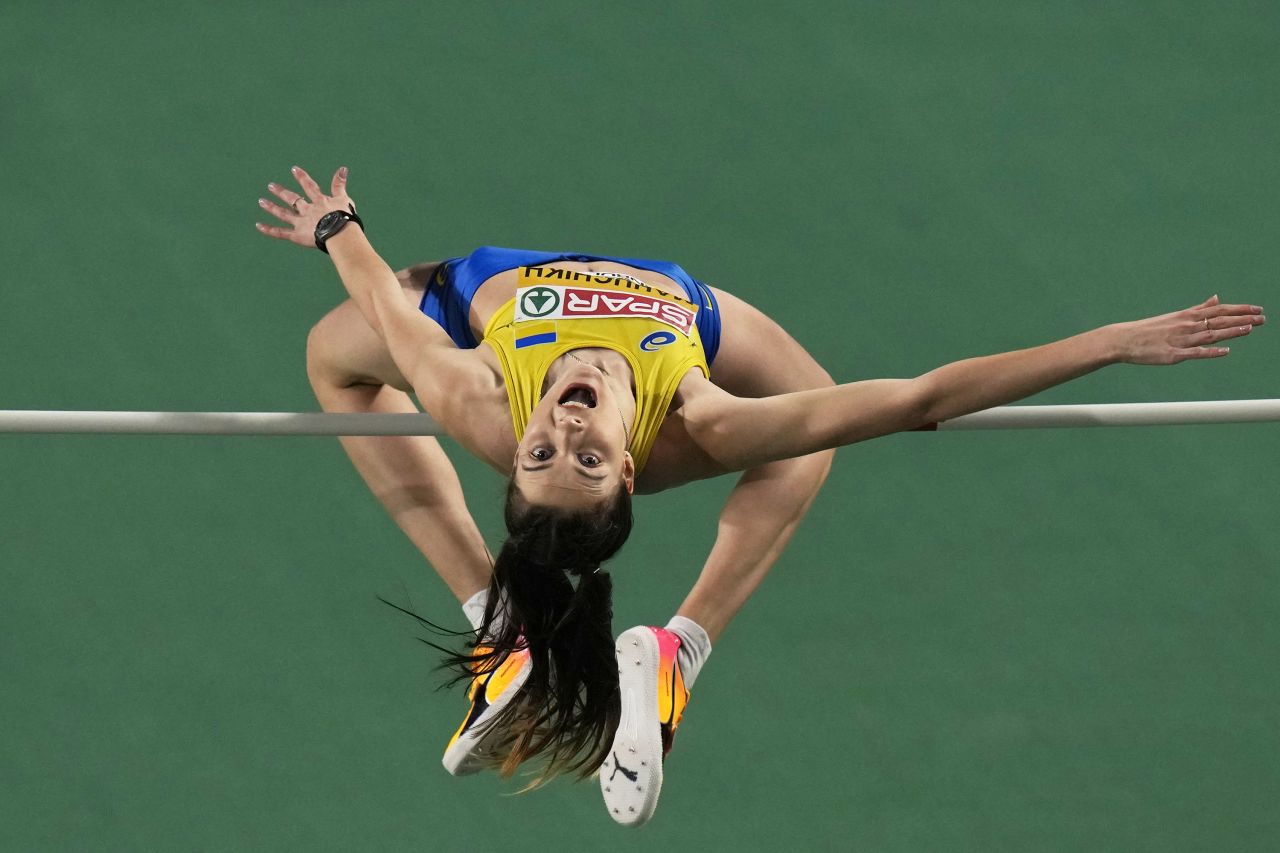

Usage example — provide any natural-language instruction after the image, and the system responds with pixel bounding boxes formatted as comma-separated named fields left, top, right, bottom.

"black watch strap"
left=314, top=205, right=364, bottom=254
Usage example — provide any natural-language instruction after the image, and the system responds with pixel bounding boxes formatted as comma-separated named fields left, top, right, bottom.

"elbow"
left=900, top=378, right=939, bottom=430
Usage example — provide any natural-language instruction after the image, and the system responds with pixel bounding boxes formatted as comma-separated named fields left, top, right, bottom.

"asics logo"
left=608, top=752, right=638, bottom=782
left=639, top=330, right=677, bottom=351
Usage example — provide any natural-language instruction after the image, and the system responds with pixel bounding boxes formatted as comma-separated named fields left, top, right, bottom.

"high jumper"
left=253, top=164, right=1264, bottom=826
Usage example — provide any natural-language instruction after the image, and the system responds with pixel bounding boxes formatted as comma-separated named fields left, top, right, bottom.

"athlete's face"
left=513, top=358, right=636, bottom=509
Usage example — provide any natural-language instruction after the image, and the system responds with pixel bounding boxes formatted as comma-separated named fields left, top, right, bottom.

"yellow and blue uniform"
left=420, top=247, right=720, bottom=472
left=484, top=266, right=710, bottom=473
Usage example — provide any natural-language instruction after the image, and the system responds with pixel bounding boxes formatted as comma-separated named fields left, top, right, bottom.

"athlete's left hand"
left=1109, top=295, right=1265, bottom=364
left=255, top=165, right=356, bottom=250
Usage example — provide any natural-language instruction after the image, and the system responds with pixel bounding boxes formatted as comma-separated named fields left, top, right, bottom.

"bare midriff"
left=465, top=259, right=688, bottom=345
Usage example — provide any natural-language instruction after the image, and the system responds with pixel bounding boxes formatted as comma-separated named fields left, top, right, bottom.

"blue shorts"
left=419, top=246, right=722, bottom=364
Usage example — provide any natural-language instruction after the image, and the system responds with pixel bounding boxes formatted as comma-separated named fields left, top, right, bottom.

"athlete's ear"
left=621, top=451, right=635, bottom=495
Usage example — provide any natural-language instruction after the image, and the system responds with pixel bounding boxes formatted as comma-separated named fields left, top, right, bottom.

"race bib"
left=514, top=266, right=698, bottom=336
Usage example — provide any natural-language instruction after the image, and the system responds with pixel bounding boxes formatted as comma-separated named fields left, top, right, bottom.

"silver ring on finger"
left=1204, top=318, right=1210, bottom=331
left=292, top=198, right=307, bottom=212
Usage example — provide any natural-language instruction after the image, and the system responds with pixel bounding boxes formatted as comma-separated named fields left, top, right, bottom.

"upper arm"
left=389, top=265, right=515, bottom=468
left=406, top=345, right=514, bottom=469
left=684, top=377, right=929, bottom=472
left=390, top=308, right=470, bottom=390
left=374, top=265, right=494, bottom=422
left=635, top=406, right=732, bottom=492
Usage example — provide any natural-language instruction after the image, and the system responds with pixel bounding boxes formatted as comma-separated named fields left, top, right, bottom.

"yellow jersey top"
left=482, top=265, right=711, bottom=472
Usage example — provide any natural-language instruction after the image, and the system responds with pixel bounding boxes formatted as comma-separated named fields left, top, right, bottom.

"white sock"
left=664, top=615, right=712, bottom=690
left=461, top=588, right=489, bottom=633
left=462, top=586, right=514, bottom=641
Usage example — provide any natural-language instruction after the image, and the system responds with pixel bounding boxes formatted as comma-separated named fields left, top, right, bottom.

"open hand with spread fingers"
left=1112, top=295, right=1265, bottom=364
left=255, top=165, right=357, bottom=250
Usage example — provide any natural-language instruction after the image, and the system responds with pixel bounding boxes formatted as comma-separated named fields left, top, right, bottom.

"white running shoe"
left=601, top=626, right=689, bottom=826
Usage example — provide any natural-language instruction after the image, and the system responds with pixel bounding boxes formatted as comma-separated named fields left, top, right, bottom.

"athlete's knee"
left=306, top=299, right=411, bottom=395
left=305, top=306, right=351, bottom=389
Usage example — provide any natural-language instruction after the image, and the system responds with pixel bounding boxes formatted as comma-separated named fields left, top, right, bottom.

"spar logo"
left=519, top=286, right=561, bottom=318
left=515, top=286, right=697, bottom=336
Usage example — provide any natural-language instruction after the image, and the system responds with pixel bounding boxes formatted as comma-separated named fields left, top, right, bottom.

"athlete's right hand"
left=255, top=165, right=356, bottom=250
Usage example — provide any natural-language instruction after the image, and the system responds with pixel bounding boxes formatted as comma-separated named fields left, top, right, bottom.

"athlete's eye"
left=531, top=447, right=553, bottom=461
left=578, top=453, right=601, bottom=467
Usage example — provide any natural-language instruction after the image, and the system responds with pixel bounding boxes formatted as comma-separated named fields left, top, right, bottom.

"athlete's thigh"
left=309, top=261, right=439, bottom=392
left=708, top=287, right=834, bottom=396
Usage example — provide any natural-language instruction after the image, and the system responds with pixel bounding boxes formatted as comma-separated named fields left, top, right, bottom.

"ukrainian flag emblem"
left=515, top=321, right=557, bottom=349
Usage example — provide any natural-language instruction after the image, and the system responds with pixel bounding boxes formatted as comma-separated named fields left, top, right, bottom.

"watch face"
left=317, top=211, right=346, bottom=231
left=314, top=209, right=360, bottom=252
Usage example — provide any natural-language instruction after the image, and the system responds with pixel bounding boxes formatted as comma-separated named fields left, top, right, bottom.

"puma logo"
left=608, top=751, right=638, bottom=783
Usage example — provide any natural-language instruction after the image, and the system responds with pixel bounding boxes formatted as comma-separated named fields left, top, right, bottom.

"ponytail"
left=445, top=480, right=633, bottom=782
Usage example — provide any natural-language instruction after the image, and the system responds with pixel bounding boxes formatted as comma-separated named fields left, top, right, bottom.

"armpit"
left=635, top=410, right=729, bottom=494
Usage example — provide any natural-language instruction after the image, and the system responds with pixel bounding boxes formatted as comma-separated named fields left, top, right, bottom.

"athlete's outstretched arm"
left=257, top=166, right=487, bottom=436
left=685, top=296, right=1265, bottom=472
left=261, top=171, right=497, bottom=610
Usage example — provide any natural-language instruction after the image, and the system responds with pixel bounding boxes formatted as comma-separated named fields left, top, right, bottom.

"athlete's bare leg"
left=674, top=287, right=836, bottom=642
left=602, top=288, right=835, bottom=825
left=306, top=262, right=492, bottom=603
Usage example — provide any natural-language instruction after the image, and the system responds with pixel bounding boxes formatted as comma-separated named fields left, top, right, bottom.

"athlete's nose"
left=558, top=413, right=586, bottom=430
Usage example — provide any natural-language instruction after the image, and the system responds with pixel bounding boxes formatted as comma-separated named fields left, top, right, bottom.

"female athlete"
left=256, top=165, right=1264, bottom=826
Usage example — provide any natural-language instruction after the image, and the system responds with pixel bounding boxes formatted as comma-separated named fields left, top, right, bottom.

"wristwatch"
left=314, top=205, right=365, bottom=254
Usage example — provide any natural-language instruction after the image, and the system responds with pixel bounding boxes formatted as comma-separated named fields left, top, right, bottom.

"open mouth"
left=558, top=384, right=597, bottom=408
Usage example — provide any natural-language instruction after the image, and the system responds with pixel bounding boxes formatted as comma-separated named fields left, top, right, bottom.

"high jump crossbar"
left=0, top=400, right=1276, bottom=435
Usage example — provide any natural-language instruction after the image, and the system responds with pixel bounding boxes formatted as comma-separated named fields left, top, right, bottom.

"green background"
left=2, top=3, right=1277, bottom=850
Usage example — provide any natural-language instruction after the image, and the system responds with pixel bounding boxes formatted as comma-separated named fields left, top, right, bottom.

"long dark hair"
left=446, top=479, right=633, bottom=782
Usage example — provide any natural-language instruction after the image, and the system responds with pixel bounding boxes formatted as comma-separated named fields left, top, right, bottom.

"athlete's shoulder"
left=671, top=367, right=717, bottom=409
left=416, top=346, right=514, bottom=470
left=668, top=371, right=746, bottom=458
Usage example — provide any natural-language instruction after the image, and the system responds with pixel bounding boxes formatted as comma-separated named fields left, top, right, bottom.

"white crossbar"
left=936, top=399, right=1280, bottom=430
left=0, top=401, right=1276, bottom=436
left=0, top=411, right=441, bottom=435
